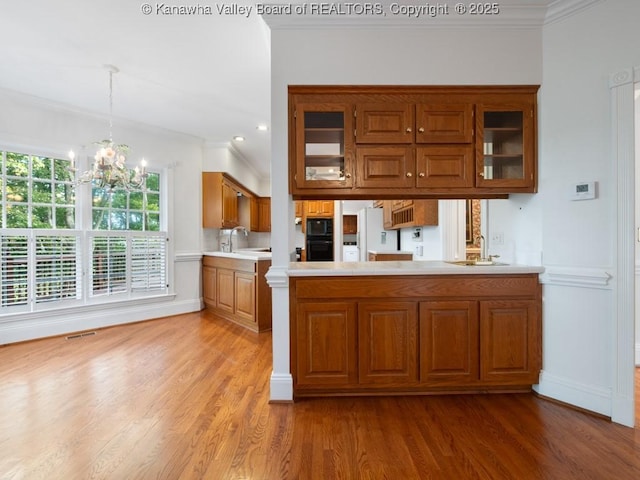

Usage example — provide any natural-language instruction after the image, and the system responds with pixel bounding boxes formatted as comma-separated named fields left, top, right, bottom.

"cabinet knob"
left=406, top=172, right=413, bottom=177
left=418, top=127, right=425, bottom=133
left=406, top=127, right=412, bottom=133
left=345, top=172, right=352, bottom=178
left=479, top=172, right=484, bottom=177
left=418, top=172, right=425, bottom=177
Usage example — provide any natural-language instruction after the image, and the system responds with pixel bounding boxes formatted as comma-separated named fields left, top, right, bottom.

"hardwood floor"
left=1, top=311, right=639, bottom=479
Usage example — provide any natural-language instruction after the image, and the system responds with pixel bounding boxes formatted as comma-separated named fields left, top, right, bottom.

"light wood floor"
left=1, top=311, right=639, bottom=479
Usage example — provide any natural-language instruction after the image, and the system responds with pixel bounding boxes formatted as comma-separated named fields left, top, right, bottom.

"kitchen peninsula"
left=202, top=250, right=272, bottom=332
left=288, top=260, right=543, bottom=398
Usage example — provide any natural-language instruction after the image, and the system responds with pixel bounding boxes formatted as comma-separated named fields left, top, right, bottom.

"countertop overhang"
left=287, top=260, right=544, bottom=277
left=203, top=250, right=272, bottom=261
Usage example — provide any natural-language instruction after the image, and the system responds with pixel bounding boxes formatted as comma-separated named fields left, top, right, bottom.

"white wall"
left=0, top=89, right=204, bottom=343
left=534, top=0, right=640, bottom=418
left=268, top=25, right=543, bottom=401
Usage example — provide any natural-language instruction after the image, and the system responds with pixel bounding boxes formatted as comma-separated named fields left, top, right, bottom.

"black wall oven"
left=306, top=218, right=334, bottom=261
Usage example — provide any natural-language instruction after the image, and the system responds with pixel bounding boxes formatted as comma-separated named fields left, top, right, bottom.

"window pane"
left=146, top=213, right=160, bottom=231
left=92, top=209, right=109, bottom=230
left=55, top=183, right=75, bottom=206
left=145, top=193, right=160, bottom=212
left=54, top=158, right=75, bottom=182
left=128, top=212, right=143, bottom=231
left=33, top=181, right=53, bottom=204
left=56, top=207, right=75, bottom=229
left=32, top=156, right=52, bottom=180
left=111, top=191, right=127, bottom=209
left=6, top=205, right=28, bottom=228
left=146, top=172, right=160, bottom=192
left=129, top=192, right=144, bottom=210
left=6, top=152, right=29, bottom=177
left=92, top=188, right=110, bottom=208
left=109, top=210, right=127, bottom=230
left=32, top=206, right=53, bottom=228
left=7, top=179, right=29, bottom=202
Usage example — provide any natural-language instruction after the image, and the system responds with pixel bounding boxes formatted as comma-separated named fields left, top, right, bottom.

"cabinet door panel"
left=358, top=302, right=418, bottom=384
left=416, top=146, right=474, bottom=188
left=216, top=268, right=235, bottom=313
left=356, top=103, right=414, bottom=144
left=235, top=272, right=256, bottom=323
left=476, top=103, right=535, bottom=189
left=416, top=104, right=474, bottom=144
left=420, top=301, right=479, bottom=385
left=202, top=266, right=217, bottom=306
left=480, top=300, right=540, bottom=384
left=296, top=302, right=357, bottom=386
left=221, top=181, right=239, bottom=228
left=356, top=147, right=414, bottom=189
left=294, top=103, right=354, bottom=190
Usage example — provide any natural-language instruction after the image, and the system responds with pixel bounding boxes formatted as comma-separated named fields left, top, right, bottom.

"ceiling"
left=1, top=1, right=579, bottom=179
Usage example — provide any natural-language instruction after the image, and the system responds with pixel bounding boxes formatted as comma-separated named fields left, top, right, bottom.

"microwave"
left=306, top=218, right=333, bottom=237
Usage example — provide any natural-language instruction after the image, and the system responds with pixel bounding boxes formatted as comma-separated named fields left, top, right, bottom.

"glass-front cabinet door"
left=294, top=103, right=353, bottom=190
left=476, top=104, right=535, bottom=189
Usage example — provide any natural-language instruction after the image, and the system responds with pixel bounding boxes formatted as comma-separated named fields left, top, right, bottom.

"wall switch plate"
left=491, top=232, right=504, bottom=246
left=381, top=231, right=386, bottom=244
left=415, top=245, right=423, bottom=256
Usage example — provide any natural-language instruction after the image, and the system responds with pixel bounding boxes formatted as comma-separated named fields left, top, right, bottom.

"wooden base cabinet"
left=290, top=274, right=541, bottom=397
left=202, top=256, right=272, bottom=332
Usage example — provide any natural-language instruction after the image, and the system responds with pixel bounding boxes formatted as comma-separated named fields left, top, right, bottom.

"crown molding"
left=544, top=0, right=603, bottom=25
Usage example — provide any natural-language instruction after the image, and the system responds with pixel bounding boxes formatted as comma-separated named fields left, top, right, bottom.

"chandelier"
left=68, top=65, right=148, bottom=192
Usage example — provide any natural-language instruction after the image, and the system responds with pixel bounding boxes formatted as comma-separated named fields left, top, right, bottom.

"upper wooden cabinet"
left=304, top=200, right=334, bottom=217
left=289, top=86, right=538, bottom=199
left=250, top=197, right=271, bottom=232
left=343, top=214, right=357, bottom=234
left=203, top=172, right=242, bottom=229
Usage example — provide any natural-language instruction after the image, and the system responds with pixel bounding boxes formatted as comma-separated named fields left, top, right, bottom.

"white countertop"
left=287, top=260, right=544, bottom=277
left=367, top=250, right=413, bottom=255
left=203, top=250, right=272, bottom=261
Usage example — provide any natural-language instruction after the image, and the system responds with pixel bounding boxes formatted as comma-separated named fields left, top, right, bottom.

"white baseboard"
left=533, top=370, right=612, bottom=417
left=269, top=372, right=293, bottom=402
left=0, top=298, right=202, bottom=345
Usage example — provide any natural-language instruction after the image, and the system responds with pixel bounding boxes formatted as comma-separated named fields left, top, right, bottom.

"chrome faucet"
left=229, top=225, right=248, bottom=252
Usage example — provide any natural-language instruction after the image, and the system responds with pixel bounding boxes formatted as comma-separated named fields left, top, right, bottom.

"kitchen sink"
left=446, top=260, right=508, bottom=266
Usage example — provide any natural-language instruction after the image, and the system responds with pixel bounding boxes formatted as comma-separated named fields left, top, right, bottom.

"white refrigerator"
left=357, top=207, right=397, bottom=261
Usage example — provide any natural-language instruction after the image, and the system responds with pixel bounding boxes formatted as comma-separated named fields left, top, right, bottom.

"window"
left=2, top=151, right=75, bottom=229
left=92, top=172, right=161, bottom=231
left=0, top=148, right=167, bottom=314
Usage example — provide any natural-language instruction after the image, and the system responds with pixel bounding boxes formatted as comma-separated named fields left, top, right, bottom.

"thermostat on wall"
left=570, top=181, right=597, bottom=201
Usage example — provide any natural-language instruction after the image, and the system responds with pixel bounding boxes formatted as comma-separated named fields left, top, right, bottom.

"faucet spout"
left=476, top=234, right=487, bottom=261
left=229, top=225, right=248, bottom=252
